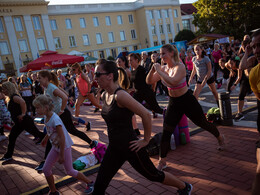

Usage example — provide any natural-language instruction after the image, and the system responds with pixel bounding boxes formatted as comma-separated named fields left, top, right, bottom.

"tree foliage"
left=174, top=29, right=196, bottom=42
left=192, top=0, right=260, bottom=39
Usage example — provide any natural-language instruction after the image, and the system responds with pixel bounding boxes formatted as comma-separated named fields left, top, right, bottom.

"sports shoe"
left=0, top=156, right=13, bottom=162
left=85, top=182, right=94, bottom=194
left=86, top=122, right=91, bottom=131
left=153, top=111, right=158, bottom=118
left=35, top=161, right=45, bottom=171
left=3, top=124, right=12, bottom=131
left=177, top=182, right=193, bottom=195
left=217, top=83, right=222, bottom=89
left=94, top=108, right=99, bottom=113
left=73, top=122, right=79, bottom=126
left=90, top=140, right=98, bottom=149
left=217, top=135, right=225, bottom=151
left=0, top=135, right=7, bottom=142
left=234, top=113, right=245, bottom=121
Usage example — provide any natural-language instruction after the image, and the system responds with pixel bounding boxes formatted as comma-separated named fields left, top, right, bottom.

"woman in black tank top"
left=0, top=82, right=44, bottom=162
left=92, top=60, right=192, bottom=195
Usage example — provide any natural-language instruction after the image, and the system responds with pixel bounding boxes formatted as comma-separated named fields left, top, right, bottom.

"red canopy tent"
left=19, top=50, right=84, bottom=72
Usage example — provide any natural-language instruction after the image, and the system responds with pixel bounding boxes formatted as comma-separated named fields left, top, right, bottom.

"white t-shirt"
left=45, top=83, right=62, bottom=114
left=45, top=112, right=73, bottom=151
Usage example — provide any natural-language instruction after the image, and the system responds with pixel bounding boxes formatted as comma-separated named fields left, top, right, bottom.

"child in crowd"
left=0, top=86, right=11, bottom=141
left=33, top=95, right=94, bottom=195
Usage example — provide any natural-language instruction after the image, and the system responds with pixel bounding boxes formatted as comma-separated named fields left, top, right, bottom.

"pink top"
left=76, top=73, right=89, bottom=96
left=212, top=50, right=222, bottom=63
left=185, top=56, right=193, bottom=71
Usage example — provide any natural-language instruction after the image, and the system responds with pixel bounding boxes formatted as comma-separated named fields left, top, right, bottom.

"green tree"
left=193, top=0, right=260, bottom=39
left=174, top=29, right=196, bottom=42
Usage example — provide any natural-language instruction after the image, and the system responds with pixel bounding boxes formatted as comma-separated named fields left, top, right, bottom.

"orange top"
left=76, top=73, right=89, bottom=96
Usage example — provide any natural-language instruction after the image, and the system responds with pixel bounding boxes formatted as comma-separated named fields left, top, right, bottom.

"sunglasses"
left=95, top=72, right=110, bottom=78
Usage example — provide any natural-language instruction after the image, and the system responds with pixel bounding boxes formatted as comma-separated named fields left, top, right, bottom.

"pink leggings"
left=43, top=146, right=78, bottom=177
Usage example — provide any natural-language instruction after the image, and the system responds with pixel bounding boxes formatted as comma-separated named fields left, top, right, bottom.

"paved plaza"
left=0, top=89, right=259, bottom=195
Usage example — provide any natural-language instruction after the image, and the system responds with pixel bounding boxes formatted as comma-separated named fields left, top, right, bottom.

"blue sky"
left=48, top=0, right=197, bottom=5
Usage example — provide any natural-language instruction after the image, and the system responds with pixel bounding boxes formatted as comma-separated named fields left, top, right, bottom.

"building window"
left=176, top=23, right=180, bottom=32
left=165, top=10, right=169, bottom=18
left=18, top=39, right=29, bottom=52
left=120, top=31, right=126, bottom=41
left=99, top=50, right=105, bottom=58
left=154, top=41, right=158, bottom=46
left=54, top=37, right=62, bottom=49
left=159, top=25, right=164, bottom=34
left=69, top=36, right=76, bottom=47
left=182, top=20, right=191, bottom=30
left=50, top=19, right=57, bottom=30
left=123, top=47, right=127, bottom=51
left=128, top=15, right=133, bottom=24
left=13, top=17, right=23, bottom=32
left=167, top=24, right=171, bottom=33
left=82, top=34, right=90, bottom=45
left=151, top=26, right=156, bottom=35
left=65, top=19, right=72, bottom=29
left=134, top=45, right=138, bottom=51
left=174, top=9, right=178, bottom=18
left=0, top=41, right=10, bottom=55
left=149, top=10, right=154, bottom=19
left=105, top=16, right=111, bottom=26
left=169, top=39, right=173, bottom=43
left=37, top=38, right=46, bottom=51
left=162, top=40, right=165, bottom=45
left=108, top=32, right=114, bottom=43
left=80, top=18, right=86, bottom=28
left=96, top=33, right=103, bottom=44
left=157, top=10, right=162, bottom=19
left=93, top=17, right=99, bottom=27
left=0, top=18, right=4, bottom=33
left=117, top=15, right=123, bottom=25
left=32, top=16, right=41, bottom=30
left=131, top=29, right=137, bottom=39
left=111, top=48, right=117, bottom=58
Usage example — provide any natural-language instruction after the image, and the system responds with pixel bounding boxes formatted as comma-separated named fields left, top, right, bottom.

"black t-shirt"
left=33, top=80, right=43, bottom=95
left=130, top=65, right=150, bottom=91
left=8, top=94, right=22, bottom=123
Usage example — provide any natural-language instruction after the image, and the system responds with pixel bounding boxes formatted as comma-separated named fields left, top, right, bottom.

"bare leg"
left=238, top=100, right=244, bottom=113
left=163, top=172, right=186, bottom=189
left=76, top=172, right=92, bottom=184
left=75, top=94, right=85, bottom=117
left=193, top=84, right=202, bottom=99
left=208, top=82, right=219, bottom=102
left=252, top=148, right=260, bottom=195
left=46, top=175, right=56, bottom=193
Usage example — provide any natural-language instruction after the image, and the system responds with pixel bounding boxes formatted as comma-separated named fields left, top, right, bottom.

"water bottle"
left=170, top=134, right=176, bottom=150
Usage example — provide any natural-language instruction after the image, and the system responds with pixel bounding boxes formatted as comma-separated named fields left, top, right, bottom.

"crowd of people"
left=0, top=29, right=259, bottom=195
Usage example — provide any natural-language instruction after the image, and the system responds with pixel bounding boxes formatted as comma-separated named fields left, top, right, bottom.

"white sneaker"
left=0, top=135, right=7, bottom=142
left=24, top=132, right=30, bottom=135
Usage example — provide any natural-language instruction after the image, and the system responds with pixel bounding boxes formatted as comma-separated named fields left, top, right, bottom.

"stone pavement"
left=0, top=103, right=259, bottom=195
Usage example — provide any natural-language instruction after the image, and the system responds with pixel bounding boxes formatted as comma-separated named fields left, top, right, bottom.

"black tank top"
left=101, top=88, right=136, bottom=150
left=8, top=94, right=22, bottom=123
left=130, top=65, right=150, bottom=91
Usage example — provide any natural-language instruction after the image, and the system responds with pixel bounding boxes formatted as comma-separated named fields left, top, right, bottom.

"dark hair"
left=129, top=53, right=141, bottom=62
left=99, top=59, right=118, bottom=82
left=39, top=70, right=52, bottom=81
left=118, top=67, right=130, bottom=90
left=251, top=29, right=260, bottom=39
left=194, top=44, right=206, bottom=58
left=230, top=56, right=240, bottom=68
left=118, top=56, right=129, bottom=68
left=219, top=58, right=225, bottom=63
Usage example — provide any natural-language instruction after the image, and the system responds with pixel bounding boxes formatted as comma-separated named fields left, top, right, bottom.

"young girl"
left=33, top=95, right=94, bottom=195
left=0, top=86, right=11, bottom=142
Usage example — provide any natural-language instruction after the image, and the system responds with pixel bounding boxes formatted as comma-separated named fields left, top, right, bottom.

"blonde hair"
left=33, top=94, right=54, bottom=111
left=118, top=67, right=130, bottom=90
left=161, top=44, right=180, bottom=63
left=1, top=81, right=20, bottom=100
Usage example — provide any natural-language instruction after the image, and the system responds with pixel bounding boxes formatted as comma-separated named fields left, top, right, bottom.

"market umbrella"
left=67, top=50, right=84, bottom=56
left=20, top=50, right=84, bottom=72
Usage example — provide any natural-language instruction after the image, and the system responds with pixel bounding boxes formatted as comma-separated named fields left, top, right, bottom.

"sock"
left=78, top=118, right=86, bottom=124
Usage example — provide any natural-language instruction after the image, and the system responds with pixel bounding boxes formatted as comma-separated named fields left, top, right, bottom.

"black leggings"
left=23, top=96, right=33, bottom=113
left=93, top=145, right=165, bottom=195
left=44, top=108, right=92, bottom=159
left=160, top=90, right=220, bottom=158
left=238, top=77, right=251, bottom=101
left=134, top=88, right=163, bottom=114
left=4, top=115, right=45, bottom=158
